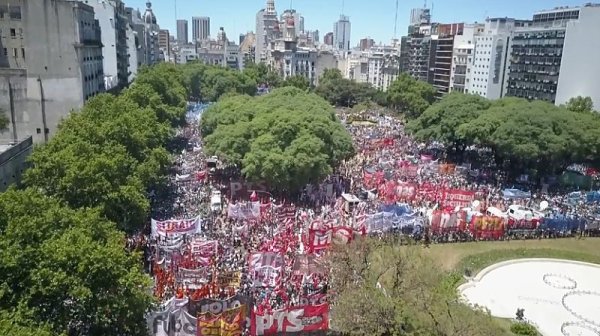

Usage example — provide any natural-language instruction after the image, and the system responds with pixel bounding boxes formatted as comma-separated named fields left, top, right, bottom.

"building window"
left=10, top=28, right=16, bottom=38
left=9, top=6, right=21, bottom=20
left=12, top=48, right=17, bottom=57
left=36, top=128, right=41, bottom=134
left=3, top=48, right=6, bottom=56
left=21, top=48, right=25, bottom=58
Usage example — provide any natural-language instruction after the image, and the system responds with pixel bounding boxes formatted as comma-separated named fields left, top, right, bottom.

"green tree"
left=0, top=189, right=153, bottom=336
left=459, top=98, right=600, bottom=176
left=565, top=96, right=595, bottom=113
left=280, top=75, right=310, bottom=90
left=243, top=62, right=281, bottom=87
left=407, top=92, right=491, bottom=157
left=386, top=73, right=436, bottom=118
left=327, top=238, right=512, bottom=335
left=315, top=69, right=377, bottom=107
left=202, top=87, right=354, bottom=191
left=0, top=107, right=8, bottom=131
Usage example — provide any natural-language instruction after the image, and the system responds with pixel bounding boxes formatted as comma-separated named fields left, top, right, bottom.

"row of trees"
left=406, top=92, right=600, bottom=177
left=0, top=62, right=212, bottom=336
left=201, top=87, right=355, bottom=192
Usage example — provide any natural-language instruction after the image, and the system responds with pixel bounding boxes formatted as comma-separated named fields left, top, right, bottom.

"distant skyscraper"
left=333, top=15, right=351, bottom=51
left=192, top=16, right=210, bottom=41
left=410, top=8, right=431, bottom=27
left=359, top=37, right=375, bottom=50
left=299, top=15, right=305, bottom=33
left=324, top=32, right=334, bottom=45
left=176, top=19, right=188, bottom=44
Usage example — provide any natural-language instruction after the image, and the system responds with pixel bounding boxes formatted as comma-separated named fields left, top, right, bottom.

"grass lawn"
left=423, top=237, right=600, bottom=272
left=424, top=237, right=600, bottom=336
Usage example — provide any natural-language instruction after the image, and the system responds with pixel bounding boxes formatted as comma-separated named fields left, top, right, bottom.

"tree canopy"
left=565, top=96, right=595, bottom=113
left=407, top=92, right=600, bottom=177
left=0, top=189, right=153, bottom=336
left=327, top=238, right=507, bottom=335
left=315, top=69, right=378, bottom=107
left=386, top=73, right=437, bottom=118
left=182, top=62, right=257, bottom=101
left=280, top=74, right=310, bottom=91
left=201, top=87, right=355, bottom=191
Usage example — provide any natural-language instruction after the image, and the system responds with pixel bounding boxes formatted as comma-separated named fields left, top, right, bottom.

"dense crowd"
left=144, top=105, right=600, bottom=336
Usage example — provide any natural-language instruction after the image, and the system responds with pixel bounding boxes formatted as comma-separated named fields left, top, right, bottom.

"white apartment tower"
left=450, top=23, right=484, bottom=93
left=466, top=18, right=525, bottom=99
left=333, top=15, right=351, bottom=52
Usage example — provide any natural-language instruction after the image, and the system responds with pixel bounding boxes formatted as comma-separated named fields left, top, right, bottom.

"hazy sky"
left=128, top=0, right=585, bottom=45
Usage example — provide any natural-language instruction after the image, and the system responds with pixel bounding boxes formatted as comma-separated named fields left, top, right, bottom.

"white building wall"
left=88, top=0, right=119, bottom=90
left=126, top=24, right=137, bottom=83
left=555, top=5, right=600, bottom=110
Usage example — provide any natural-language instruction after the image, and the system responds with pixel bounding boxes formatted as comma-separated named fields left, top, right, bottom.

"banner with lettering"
left=227, top=202, right=261, bottom=220
left=470, top=216, right=505, bottom=239
left=248, top=252, right=285, bottom=287
left=179, top=268, right=211, bottom=288
left=216, top=271, right=242, bottom=288
left=292, top=254, right=326, bottom=275
left=147, top=298, right=195, bottom=336
left=429, top=210, right=467, bottom=233
left=250, top=304, right=329, bottom=335
left=307, top=226, right=354, bottom=252
left=396, top=183, right=418, bottom=200
left=151, top=216, right=202, bottom=237
left=189, top=294, right=251, bottom=317
left=441, top=189, right=475, bottom=208
left=191, top=239, right=218, bottom=257
left=198, top=306, right=245, bottom=336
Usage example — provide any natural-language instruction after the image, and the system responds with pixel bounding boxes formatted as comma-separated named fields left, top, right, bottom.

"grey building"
left=126, top=4, right=160, bottom=67
left=84, top=0, right=129, bottom=90
left=192, top=16, right=210, bottom=42
left=177, top=19, right=188, bottom=44
left=333, top=15, right=351, bottom=52
left=0, top=0, right=104, bottom=144
left=0, top=136, right=32, bottom=191
left=255, top=0, right=278, bottom=63
left=505, top=6, right=584, bottom=103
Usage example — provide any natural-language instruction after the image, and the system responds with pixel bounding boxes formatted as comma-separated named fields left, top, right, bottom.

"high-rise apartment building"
left=333, top=15, right=351, bottom=51
left=360, top=38, right=375, bottom=51
left=506, top=4, right=600, bottom=106
left=158, top=29, right=170, bottom=60
left=466, top=18, right=527, bottom=99
left=410, top=8, right=431, bottom=27
left=555, top=4, right=600, bottom=108
left=450, top=23, right=484, bottom=93
left=86, top=0, right=130, bottom=89
left=255, top=0, right=278, bottom=63
left=345, top=45, right=401, bottom=91
left=192, top=16, right=210, bottom=42
left=324, top=32, right=334, bottom=46
left=0, top=0, right=104, bottom=143
left=177, top=19, right=188, bottom=44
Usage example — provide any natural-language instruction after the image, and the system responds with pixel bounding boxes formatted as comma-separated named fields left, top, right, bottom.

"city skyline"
left=127, top=0, right=585, bottom=45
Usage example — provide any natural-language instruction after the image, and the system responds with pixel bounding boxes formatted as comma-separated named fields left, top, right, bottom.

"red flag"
left=250, top=191, right=258, bottom=201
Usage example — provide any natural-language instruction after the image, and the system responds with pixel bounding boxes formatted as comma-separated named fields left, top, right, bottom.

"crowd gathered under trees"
left=0, top=59, right=598, bottom=336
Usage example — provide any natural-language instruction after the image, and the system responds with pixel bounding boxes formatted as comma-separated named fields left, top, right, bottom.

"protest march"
left=142, top=103, right=600, bottom=336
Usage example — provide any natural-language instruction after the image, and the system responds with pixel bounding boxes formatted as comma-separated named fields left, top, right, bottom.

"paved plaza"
left=459, top=259, right=600, bottom=336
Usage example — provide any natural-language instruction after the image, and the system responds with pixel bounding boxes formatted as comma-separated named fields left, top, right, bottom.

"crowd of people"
left=144, top=105, right=600, bottom=336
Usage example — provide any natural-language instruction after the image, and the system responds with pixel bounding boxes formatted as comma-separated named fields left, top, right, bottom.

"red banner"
left=470, top=216, right=505, bottom=239
left=429, top=210, right=467, bottom=234
left=396, top=183, right=418, bottom=200
left=308, top=226, right=354, bottom=252
left=251, top=304, right=329, bottom=335
left=441, top=189, right=475, bottom=208
left=248, top=252, right=285, bottom=287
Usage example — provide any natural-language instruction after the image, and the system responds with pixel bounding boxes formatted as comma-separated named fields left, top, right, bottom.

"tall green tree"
left=386, top=73, right=436, bottom=118
left=0, top=189, right=153, bottom=336
left=315, top=69, right=377, bottom=107
left=280, top=75, right=310, bottom=91
left=407, top=92, right=491, bottom=156
left=328, top=238, right=512, bottom=335
left=243, top=62, right=281, bottom=87
left=565, top=96, right=595, bottom=113
left=202, top=87, right=354, bottom=191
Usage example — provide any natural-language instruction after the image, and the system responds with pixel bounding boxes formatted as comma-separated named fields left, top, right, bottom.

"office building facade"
left=176, top=19, right=188, bottom=44
left=192, top=16, right=210, bottom=42
left=333, top=15, right=351, bottom=51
